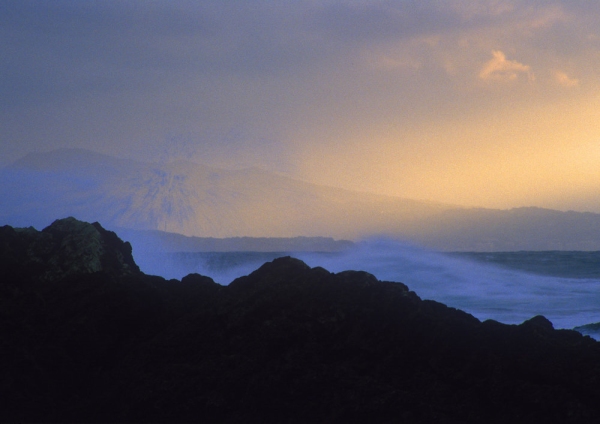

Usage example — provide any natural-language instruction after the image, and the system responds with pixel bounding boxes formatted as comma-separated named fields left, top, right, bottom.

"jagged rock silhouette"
left=1, top=218, right=600, bottom=423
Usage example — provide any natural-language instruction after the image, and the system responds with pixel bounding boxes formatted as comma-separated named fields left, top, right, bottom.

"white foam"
left=295, top=238, right=600, bottom=330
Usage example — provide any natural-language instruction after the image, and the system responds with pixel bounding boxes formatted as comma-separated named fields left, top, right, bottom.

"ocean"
left=133, top=239, right=600, bottom=336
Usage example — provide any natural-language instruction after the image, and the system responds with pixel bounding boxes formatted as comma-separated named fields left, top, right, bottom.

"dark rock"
left=180, top=272, right=220, bottom=287
left=1, top=221, right=600, bottom=423
left=0, top=216, right=139, bottom=285
left=521, top=314, right=554, bottom=330
left=521, top=315, right=554, bottom=330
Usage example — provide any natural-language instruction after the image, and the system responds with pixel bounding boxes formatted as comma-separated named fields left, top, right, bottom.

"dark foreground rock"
left=1, top=219, right=600, bottom=423
left=0, top=216, right=139, bottom=285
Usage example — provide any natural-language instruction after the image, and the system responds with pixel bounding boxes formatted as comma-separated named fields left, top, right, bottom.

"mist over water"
left=134, top=237, right=600, bottom=331
left=297, top=239, right=600, bottom=330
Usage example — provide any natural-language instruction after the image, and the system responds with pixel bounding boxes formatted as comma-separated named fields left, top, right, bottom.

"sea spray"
left=133, top=237, right=600, bottom=331
left=298, top=238, right=600, bottom=330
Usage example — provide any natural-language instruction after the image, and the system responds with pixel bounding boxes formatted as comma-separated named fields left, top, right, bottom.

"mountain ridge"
left=4, top=148, right=600, bottom=250
left=116, top=227, right=354, bottom=253
left=1, top=148, right=455, bottom=238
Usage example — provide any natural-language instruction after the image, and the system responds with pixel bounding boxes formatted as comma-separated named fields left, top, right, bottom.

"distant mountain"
left=416, top=206, right=600, bottom=251
left=116, top=227, right=354, bottom=253
left=1, top=148, right=449, bottom=239
left=4, top=148, right=600, bottom=250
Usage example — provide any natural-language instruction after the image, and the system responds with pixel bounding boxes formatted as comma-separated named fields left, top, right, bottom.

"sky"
left=3, top=0, right=600, bottom=211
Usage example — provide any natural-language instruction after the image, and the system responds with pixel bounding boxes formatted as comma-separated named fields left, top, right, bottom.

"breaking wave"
left=133, top=237, right=600, bottom=331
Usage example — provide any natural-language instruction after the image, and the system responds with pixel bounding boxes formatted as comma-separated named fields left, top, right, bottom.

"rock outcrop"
left=1, top=219, right=600, bottom=423
left=0, top=217, right=139, bottom=285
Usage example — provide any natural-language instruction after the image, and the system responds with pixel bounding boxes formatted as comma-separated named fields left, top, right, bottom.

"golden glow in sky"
left=2, top=1, right=600, bottom=212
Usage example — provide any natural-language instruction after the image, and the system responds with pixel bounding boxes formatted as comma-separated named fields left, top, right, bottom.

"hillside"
left=4, top=148, right=600, bottom=250
left=1, top=218, right=600, bottom=422
left=1, top=148, right=447, bottom=238
left=116, top=227, right=354, bottom=253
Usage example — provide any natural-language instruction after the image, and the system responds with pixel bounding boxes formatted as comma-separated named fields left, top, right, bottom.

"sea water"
left=133, top=238, right=600, bottom=333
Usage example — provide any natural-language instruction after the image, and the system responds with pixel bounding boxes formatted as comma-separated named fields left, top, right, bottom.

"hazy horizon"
left=3, top=1, right=600, bottom=213
left=4, top=145, right=597, bottom=212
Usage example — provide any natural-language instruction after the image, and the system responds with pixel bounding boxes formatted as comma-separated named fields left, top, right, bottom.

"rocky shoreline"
left=2, top=218, right=600, bottom=422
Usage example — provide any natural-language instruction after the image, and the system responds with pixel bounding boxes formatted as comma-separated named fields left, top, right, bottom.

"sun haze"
left=2, top=1, right=600, bottom=212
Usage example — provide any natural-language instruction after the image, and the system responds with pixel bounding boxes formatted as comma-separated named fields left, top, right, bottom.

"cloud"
left=479, top=50, right=534, bottom=82
left=553, top=70, right=579, bottom=87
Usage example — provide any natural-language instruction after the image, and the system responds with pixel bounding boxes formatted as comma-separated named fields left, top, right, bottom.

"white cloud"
left=479, top=50, right=534, bottom=82
left=554, top=70, right=579, bottom=87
